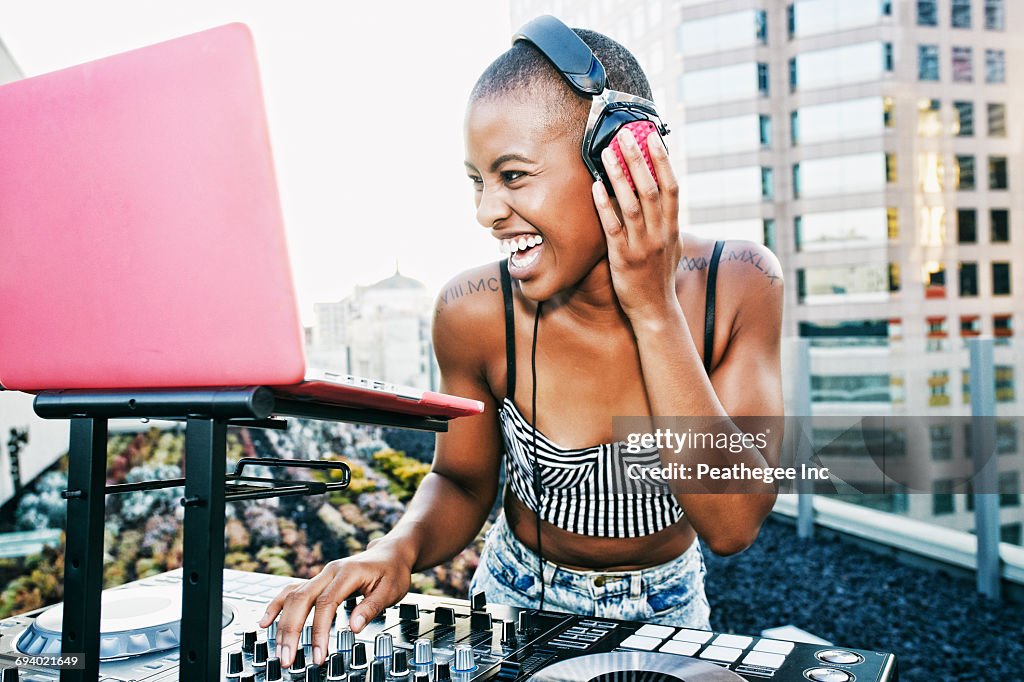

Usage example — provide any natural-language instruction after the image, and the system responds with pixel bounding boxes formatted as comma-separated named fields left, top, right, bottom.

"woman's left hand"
left=592, top=127, right=683, bottom=327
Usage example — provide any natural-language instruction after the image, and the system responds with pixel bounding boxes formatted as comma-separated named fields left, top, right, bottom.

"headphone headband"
left=512, top=15, right=606, bottom=96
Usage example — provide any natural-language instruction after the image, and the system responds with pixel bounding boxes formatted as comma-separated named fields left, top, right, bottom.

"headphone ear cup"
left=607, top=120, right=660, bottom=193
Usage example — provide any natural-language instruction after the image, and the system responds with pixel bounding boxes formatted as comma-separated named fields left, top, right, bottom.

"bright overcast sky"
left=0, top=1, right=512, bottom=324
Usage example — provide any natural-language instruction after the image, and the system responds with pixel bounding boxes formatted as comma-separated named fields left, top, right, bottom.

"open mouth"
left=501, top=235, right=544, bottom=271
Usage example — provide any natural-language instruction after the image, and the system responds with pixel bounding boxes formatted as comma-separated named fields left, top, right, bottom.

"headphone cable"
left=531, top=300, right=545, bottom=610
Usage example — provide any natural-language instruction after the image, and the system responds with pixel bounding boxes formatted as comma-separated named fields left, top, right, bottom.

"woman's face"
left=464, top=96, right=606, bottom=301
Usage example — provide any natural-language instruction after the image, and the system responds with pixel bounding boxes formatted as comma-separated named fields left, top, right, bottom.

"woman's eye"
left=468, top=175, right=483, bottom=188
left=502, top=170, right=526, bottom=183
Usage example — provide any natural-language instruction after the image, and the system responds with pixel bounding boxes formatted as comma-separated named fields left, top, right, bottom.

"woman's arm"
left=592, top=129, right=784, bottom=556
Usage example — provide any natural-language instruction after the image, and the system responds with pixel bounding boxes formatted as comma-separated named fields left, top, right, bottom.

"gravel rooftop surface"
left=703, top=516, right=1023, bottom=681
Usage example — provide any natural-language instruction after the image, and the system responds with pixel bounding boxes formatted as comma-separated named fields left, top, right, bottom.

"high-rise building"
left=508, top=0, right=1022, bottom=543
left=309, top=268, right=438, bottom=390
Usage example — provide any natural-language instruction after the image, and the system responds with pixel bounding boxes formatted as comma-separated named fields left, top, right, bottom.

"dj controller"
left=0, top=569, right=897, bottom=682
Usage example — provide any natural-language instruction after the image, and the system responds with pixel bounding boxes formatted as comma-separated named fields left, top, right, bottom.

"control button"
left=414, top=673, right=430, bottom=682
left=753, top=638, right=795, bottom=655
left=240, top=674, right=256, bottom=682
left=434, top=606, right=456, bottom=626
left=301, top=624, right=313, bottom=647
left=435, top=661, right=451, bottom=682
left=636, top=624, right=675, bottom=639
left=306, top=664, right=323, bottom=682
left=699, top=645, right=742, bottom=663
left=742, top=651, right=786, bottom=669
left=391, top=650, right=410, bottom=676
left=471, top=591, right=487, bottom=610
left=713, top=634, right=753, bottom=650
left=804, top=668, right=854, bottom=682
left=374, top=633, right=394, bottom=661
left=254, top=639, right=269, bottom=667
left=337, top=628, right=355, bottom=653
left=369, top=660, right=387, bottom=682
left=243, top=630, right=258, bottom=653
left=290, top=648, right=307, bottom=674
left=351, top=642, right=369, bottom=672
left=226, top=650, right=244, bottom=678
left=672, top=629, right=714, bottom=644
left=266, top=657, right=283, bottom=681
left=619, top=635, right=662, bottom=651
left=345, top=596, right=359, bottom=611
left=399, top=603, right=420, bottom=621
left=268, top=619, right=279, bottom=642
left=328, top=652, right=348, bottom=681
left=659, top=640, right=700, bottom=656
left=470, top=611, right=493, bottom=631
left=501, top=620, right=517, bottom=645
left=453, top=644, right=476, bottom=673
left=413, top=638, right=434, bottom=667
left=816, top=650, right=864, bottom=665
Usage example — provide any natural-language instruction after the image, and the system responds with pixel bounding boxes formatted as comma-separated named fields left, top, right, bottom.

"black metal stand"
left=39, top=386, right=449, bottom=682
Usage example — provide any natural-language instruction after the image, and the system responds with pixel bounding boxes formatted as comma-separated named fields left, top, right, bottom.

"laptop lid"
left=0, top=23, right=306, bottom=390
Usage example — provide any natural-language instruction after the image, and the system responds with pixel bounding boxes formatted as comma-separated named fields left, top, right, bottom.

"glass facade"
left=798, top=264, right=891, bottom=303
left=957, top=209, right=977, bottom=243
left=992, top=262, right=1011, bottom=295
left=681, top=62, right=760, bottom=106
left=987, top=103, right=1006, bottom=136
left=793, top=0, right=883, bottom=37
left=985, top=49, right=1005, bottom=83
left=798, top=153, right=887, bottom=197
left=678, top=10, right=762, bottom=56
left=952, top=46, right=973, bottom=82
left=985, top=0, right=1005, bottom=30
left=918, top=44, right=939, bottom=81
left=796, top=43, right=885, bottom=90
left=952, top=0, right=972, bottom=28
left=991, top=209, right=1009, bottom=242
left=989, top=156, right=1008, bottom=189
left=686, top=166, right=765, bottom=207
left=954, top=101, right=974, bottom=136
left=956, top=155, right=976, bottom=190
left=959, top=262, right=978, bottom=297
left=797, top=208, right=887, bottom=251
left=796, top=97, right=884, bottom=144
left=684, top=115, right=762, bottom=157
left=917, top=0, right=938, bottom=26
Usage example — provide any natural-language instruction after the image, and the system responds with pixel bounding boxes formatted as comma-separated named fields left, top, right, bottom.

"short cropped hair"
left=470, top=27, right=653, bottom=143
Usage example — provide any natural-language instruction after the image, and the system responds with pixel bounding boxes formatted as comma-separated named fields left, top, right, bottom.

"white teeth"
left=518, top=237, right=528, bottom=251
left=526, top=236, right=537, bottom=247
left=499, top=235, right=544, bottom=254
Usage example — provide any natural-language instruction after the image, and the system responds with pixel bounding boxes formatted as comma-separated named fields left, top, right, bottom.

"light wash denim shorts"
left=469, top=514, right=711, bottom=630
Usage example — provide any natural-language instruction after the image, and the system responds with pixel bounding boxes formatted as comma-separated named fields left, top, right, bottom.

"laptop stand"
left=34, top=386, right=449, bottom=682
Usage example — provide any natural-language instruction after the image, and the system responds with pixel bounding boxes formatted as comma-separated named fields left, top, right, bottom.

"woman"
left=262, top=19, right=784, bottom=669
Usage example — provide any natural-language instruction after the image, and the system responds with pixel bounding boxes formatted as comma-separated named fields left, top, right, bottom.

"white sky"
left=0, top=1, right=512, bottom=324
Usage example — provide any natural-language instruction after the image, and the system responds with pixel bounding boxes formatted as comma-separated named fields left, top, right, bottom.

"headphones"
left=512, top=15, right=671, bottom=195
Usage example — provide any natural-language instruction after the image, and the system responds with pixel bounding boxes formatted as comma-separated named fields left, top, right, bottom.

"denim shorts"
left=469, top=514, right=711, bottom=630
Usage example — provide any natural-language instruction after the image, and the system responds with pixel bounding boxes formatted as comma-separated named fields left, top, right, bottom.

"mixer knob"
left=804, top=668, right=854, bottom=682
left=266, top=657, right=283, bottom=681
left=452, top=644, right=476, bottom=673
left=435, top=661, right=451, bottom=682
left=242, top=629, right=257, bottom=653
left=327, top=652, right=349, bottom=681
left=290, top=648, right=307, bottom=674
left=302, top=624, right=314, bottom=647
left=470, top=591, right=486, bottom=611
left=374, top=632, right=394, bottom=660
left=226, top=649, right=244, bottom=678
left=345, top=596, right=359, bottom=611
left=351, top=642, right=370, bottom=672
left=413, top=673, right=430, bottom=682
left=240, top=674, right=255, bottom=682
left=816, top=650, right=863, bottom=665
left=434, top=606, right=455, bottom=626
left=337, top=628, right=356, bottom=653
left=253, top=639, right=269, bottom=668
left=391, top=650, right=410, bottom=676
left=398, top=603, right=420, bottom=621
left=369, top=659, right=387, bottom=682
left=470, top=611, right=492, bottom=631
left=501, top=620, right=517, bottom=645
left=268, top=619, right=279, bottom=642
left=306, top=664, right=324, bottom=682
left=412, top=638, right=434, bottom=668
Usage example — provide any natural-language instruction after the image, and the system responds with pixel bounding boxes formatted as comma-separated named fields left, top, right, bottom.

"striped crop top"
left=497, top=240, right=725, bottom=538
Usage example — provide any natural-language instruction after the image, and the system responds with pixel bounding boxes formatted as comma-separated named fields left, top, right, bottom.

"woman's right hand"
left=257, top=539, right=416, bottom=668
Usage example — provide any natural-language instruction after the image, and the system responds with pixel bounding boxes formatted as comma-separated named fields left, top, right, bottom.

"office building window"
left=985, top=0, right=1005, bottom=30
left=952, top=0, right=972, bottom=27
left=1002, top=524, right=1022, bottom=544
left=918, top=0, right=938, bottom=26
left=954, top=101, right=973, bottom=135
left=889, top=263, right=901, bottom=292
left=957, top=209, right=977, bottom=243
left=997, top=418, right=1018, bottom=452
left=994, top=314, right=1013, bottom=346
left=885, top=153, right=897, bottom=182
left=884, top=43, right=894, bottom=72
left=952, top=46, right=973, bottom=82
left=811, top=375, right=891, bottom=403
left=758, top=62, right=770, bottom=95
left=793, top=216, right=802, bottom=251
left=961, top=315, right=981, bottom=338
left=960, top=262, right=979, bottom=297
left=926, top=263, right=946, bottom=298
left=929, top=371, right=950, bottom=408
left=989, top=156, right=1008, bottom=189
left=988, top=103, right=1006, bottom=136
left=956, top=155, right=976, bottom=190
left=788, top=57, right=797, bottom=92
left=930, top=425, right=952, bottom=460
left=887, top=207, right=899, bottom=239
left=993, top=261, right=1011, bottom=295
left=882, top=0, right=893, bottom=16
left=883, top=97, right=895, bottom=127
left=756, top=10, right=768, bottom=44
left=763, top=219, right=776, bottom=251
left=792, top=163, right=801, bottom=198
left=787, top=3, right=795, bottom=38
left=761, top=167, right=774, bottom=200
left=985, top=49, right=1006, bottom=83
left=759, top=114, right=772, bottom=148
left=790, top=110, right=799, bottom=145
left=927, top=316, right=948, bottom=352
left=919, top=44, right=939, bottom=80
left=991, top=209, right=1009, bottom=242
left=996, top=366, right=1016, bottom=403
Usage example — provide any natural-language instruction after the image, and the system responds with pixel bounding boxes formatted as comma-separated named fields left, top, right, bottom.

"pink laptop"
left=0, top=23, right=482, bottom=420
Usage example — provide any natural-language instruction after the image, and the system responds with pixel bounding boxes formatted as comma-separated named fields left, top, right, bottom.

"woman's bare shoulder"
left=432, top=261, right=506, bottom=367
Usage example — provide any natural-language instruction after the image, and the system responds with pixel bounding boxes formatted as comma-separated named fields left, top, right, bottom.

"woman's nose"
left=475, top=184, right=512, bottom=228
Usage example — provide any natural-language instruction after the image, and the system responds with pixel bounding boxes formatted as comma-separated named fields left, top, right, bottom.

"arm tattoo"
left=434, top=275, right=500, bottom=318
left=722, top=248, right=783, bottom=286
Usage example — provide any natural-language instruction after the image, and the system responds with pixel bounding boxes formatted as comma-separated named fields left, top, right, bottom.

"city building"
left=509, top=0, right=1022, bottom=544
left=309, top=267, right=438, bottom=390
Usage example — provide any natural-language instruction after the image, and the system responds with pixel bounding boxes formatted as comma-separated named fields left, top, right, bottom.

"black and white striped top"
left=496, top=242, right=725, bottom=539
